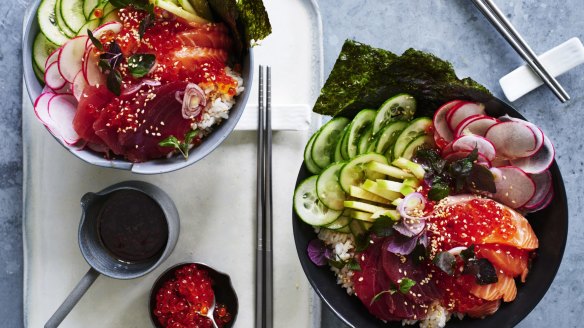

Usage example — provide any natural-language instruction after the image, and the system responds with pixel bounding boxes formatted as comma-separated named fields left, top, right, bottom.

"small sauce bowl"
left=149, top=262, right=239, bottom=328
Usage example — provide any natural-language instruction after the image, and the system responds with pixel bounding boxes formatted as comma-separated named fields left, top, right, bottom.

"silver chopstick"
left=472, top=0, right=570, bottom=102
left=264, top=66, right=273, bottom=328
left=255, top=65, right=266, bottom=328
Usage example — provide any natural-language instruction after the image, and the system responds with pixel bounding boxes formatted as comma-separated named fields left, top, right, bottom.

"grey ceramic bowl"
left=22, top=1, right=253, bottom=174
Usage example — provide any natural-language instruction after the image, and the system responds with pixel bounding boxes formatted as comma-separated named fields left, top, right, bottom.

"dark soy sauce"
left=97, top=189, right=168, bottom=263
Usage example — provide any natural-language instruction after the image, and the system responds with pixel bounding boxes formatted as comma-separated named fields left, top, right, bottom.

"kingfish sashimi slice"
left=470, top=272, right=517, bottom=302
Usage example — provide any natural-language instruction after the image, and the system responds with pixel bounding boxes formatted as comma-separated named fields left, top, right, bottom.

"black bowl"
left=292, top=98, right=568, bottom=328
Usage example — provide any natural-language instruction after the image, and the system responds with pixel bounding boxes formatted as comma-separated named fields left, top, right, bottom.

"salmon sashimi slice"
left=482, top=205, right=539, bottom=250
left=173, top=47, right=229, bottom=66
left=176, top=24, right=232, bottom=50
left=465, top=300, right=501, bottom=318
left=469, top=271, right=517, bottom=302
left=477, top=244, right=530, bottom=282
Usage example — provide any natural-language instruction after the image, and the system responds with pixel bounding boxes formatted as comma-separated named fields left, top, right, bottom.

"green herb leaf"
left=98, top=59, right=112, bottom=73
left=107, top=70, right=122, bottom=96
left=347, top=258, right=361, bottom=271
left=328, top=259, right=345, bottom=270
left=415, top=148, right=447, bottom=175
left=449, top=148, right=478, bottom=192
left=428, top=180, right=450, bottom=201
left=87, top=30, right=103, bottom=51
left=399, top=278, right=416, bottom=294
left=158, top=136, right=181, bottom=149
left=110, top=0, right=152, bottom=12
left=354, top=232, right=371, bottom=252
left=370, top=215, right=396, bottom=237
left=468, top=164, right=497, bottom=193
left=464, top=258, right=499, bottom=285
left=138, top=12, right=154, bottom=40
left=184, top=129, right=199, bottom=146
left=127, top=54, right=156, bottom=78
left=370, top=289, right=396, bottom=305
left=460, top=245, right=476, bottom=262
left=433, top=251, right=456, bottom=276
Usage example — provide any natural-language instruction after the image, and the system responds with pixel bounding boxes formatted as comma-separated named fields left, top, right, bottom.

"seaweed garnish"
left=313, top=40, right=492, bottom=117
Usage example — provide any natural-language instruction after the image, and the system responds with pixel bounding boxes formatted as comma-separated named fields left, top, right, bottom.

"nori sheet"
left=313, top=40, right=493, bottom=118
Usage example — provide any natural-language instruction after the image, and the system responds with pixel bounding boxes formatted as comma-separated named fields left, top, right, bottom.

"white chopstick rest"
left=500, top=37, right=584, bottom=102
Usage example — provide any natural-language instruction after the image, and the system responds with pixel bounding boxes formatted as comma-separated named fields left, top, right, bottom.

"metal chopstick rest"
left=471, top=0, right=570, bottom=102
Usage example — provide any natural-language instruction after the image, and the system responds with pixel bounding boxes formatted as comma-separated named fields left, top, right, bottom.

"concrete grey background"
left=0, top=0, right=582, bottom=327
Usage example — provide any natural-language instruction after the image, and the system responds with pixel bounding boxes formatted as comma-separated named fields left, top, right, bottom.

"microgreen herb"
left=158, top=130, right=199, bottom=159
left=107, top=70, right=122, bottom=96
left=139, top=13, right=154, bottom=39
left=370, top=278, right=417, bottom=305
left=433, top=251, right=456, bottom=276
left=370, top=215, right=396, bottom=237
left=414, top=147, right=495, bottom=200
left=87, top=30, right=103, bottom=51
left=458, top=245, right=498, bottom=285
left=127, top=54, right=156, bottom=78
left=346, top=258, right=361, bottom=271
left=460, top=245, right=476, bottom=262
left=354, top=233, right=371, bottom=253
left=398, top=278, right=416, bottom=294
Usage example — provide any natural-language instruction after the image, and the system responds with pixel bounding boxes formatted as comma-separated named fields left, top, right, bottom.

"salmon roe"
left=154, top=264, right=232, bottom=328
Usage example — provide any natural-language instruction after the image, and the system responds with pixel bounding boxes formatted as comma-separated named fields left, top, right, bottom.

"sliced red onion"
left=447, top=246, right=468, bottom=256
left=180, top=83, right=207, bottom=119
left=121, top=79, right=161, bottom=96
left=397, top=192, right=427, bottom=219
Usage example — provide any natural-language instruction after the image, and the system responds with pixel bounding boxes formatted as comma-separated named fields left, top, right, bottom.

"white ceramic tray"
left=22, top=0, right=323, bottom=326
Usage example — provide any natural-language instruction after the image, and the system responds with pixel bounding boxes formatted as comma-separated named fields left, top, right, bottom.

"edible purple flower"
left=307, top=239, right=332, bottom=266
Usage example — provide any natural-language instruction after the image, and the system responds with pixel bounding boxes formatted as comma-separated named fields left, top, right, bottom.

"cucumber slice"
left=402, top=134, right=435, bottom=160
left=374, top=121, right=408, bottom=154
left=312, top=117, right=350, bottom=168
left=392, top=117, right=432, bottom=160
left=32, top=61, right=45, bottom=84
left=102, top=2, right=116, bottom=16
left=38, top=0, right=70, bottom=45
left=304, top=133, right=322, bottom=174
left=100, top=9, right=120, bottom=24
left=345, top=109, right=376, bottom=158
left=83, top=0, right=98, bottom=18
left=294, top=176, right=342, bottom=226
left=33, top=33, right=60, bottom=73
left=357, top=126, right=374, bottom=155
left=325, top=215, right=352, bottom=230
left=316, top=162, right=346, bottom=211
left=76, top=19, right=100, bottom=35
left=372, top=94, right=416, bottom=134
left=187, top=0, right=214, bottom=21
left=339, top=153, right=388, bottom=193
left=61, top=0, right=88, bottom=33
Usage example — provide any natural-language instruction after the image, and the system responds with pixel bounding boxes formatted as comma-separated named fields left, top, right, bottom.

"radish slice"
left=491, top=157, right=511, bottom=167
left=522, top=171, right=553, bottom=211
left=524, top=188, right=554, bottom=213
left=45, top=48, right=62, bottom=70
left=484, top=121, right=538, bottom=159
left=489, top=166, right=536, bottom=208
left=433, top=100, right=462, bottom=147
left=498, top=115, right=544, bottom=154
left=72, top=71, right=88, bottom=101
left=510, top=133, right=555, bottom=174
left=447, top=102, right=486, bottom=132
left=58, top=36, right=89, bottom=83
left=84, top=22, right=123, bottom=49
left=444, top=150, right=492, bottom=167
left=451, top=135, right=496, bottom=161
left=44, top=62, right=67, bottom=90
left=455, top=115, right=499, bottom=137
left=47, top=94, right=80, bottom=145
left=34, top=92, right=57, bottom=130
left=84, top=46, right=106, bottom=86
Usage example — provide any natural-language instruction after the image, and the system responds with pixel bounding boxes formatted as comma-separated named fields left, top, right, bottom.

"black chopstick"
left=256, top=65, right=273, bottom=328
left=471, top=0, right=570, bottom=102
